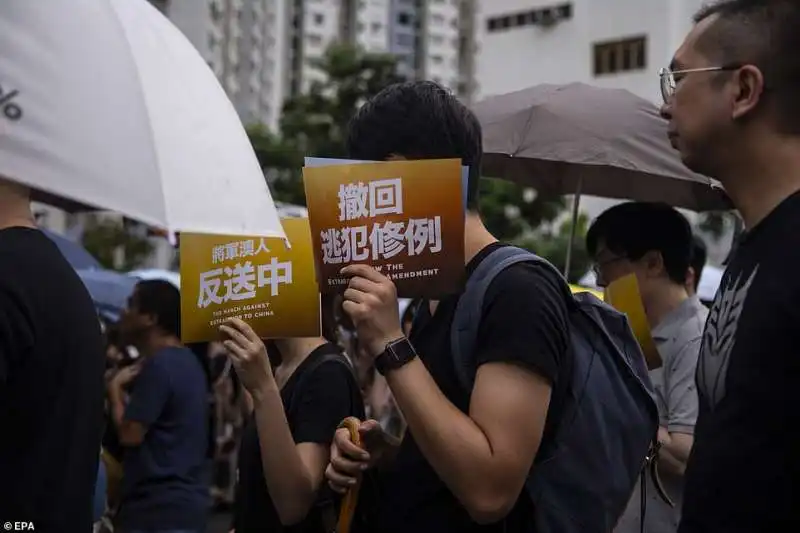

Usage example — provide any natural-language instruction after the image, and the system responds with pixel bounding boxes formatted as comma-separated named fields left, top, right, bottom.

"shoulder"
left=482, top=257, right=568, bottom=314
left=303, top=355, right=356, bottom=391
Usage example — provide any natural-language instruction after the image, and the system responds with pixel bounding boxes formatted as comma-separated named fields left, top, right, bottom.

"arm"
left=386, top=266, right=567, bottom=524
left=248, top=362, right=354, bottom=526
left=659, top=338, right=701, bottom=476
left=115, top=357, right=171, bottom=447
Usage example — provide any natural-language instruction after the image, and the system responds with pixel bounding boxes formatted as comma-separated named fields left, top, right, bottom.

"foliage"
left=81, top=216, right=153, bottom=271
left=247, top=43, right=403, bottom=206
left=247, top=42, right=576, bottom=260
left=478, top=177, right=567, bottom=241
left=514, top=212, right=592, bottom=283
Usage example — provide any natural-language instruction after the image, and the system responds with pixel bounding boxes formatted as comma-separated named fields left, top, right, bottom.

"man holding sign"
left=324, top=81, right=571, bottom=532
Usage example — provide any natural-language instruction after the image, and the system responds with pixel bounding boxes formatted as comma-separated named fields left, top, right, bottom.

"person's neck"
left=464, top=212, right=498, bottom=264
left=274, top=337, right=327, bottom=369
left=138, top=331, right=183, bottom=358
left=643, top=283, right=690, bottom=330
left=717, top=136, right=800, bottom=230
left=0, top=180, right=35, bottom=231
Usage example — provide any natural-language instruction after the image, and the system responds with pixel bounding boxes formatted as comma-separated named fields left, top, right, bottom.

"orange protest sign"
left=179, top=218, right=321, bottom=343
left=604, top=273, right=662, bottom=370
left=302, top=158, right=465, bottom=298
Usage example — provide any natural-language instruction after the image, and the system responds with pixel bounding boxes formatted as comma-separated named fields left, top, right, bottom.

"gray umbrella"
left=473, top=82, right=729, bottom=212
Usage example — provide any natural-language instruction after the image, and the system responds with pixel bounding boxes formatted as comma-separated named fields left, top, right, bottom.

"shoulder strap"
left=450, top=246, right=570, bottom=392
left=287, top=350, right=357, bottom=420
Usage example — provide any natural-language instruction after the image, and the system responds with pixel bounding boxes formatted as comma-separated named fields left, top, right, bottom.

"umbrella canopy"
left=0, top=0, right=284, bottom=238
left=42, top=229, right=102, bottom=270
left=473, top=83, right=729, bottom=211
left=128, top=268, right=180, bottom=289
left=76, top=268, right=138, bottom=323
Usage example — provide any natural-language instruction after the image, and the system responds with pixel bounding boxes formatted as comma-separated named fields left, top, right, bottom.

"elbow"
left=463, top=488, right=519, bottom=525
left=274, top=489, right=316, bottom=526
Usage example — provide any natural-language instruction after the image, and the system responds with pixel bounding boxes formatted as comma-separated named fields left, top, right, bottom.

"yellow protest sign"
left=604, top=273, right=662, bottom=370
left=302, top=158, right=465, bottom=298
left=179, top=218, right=320, bottom=343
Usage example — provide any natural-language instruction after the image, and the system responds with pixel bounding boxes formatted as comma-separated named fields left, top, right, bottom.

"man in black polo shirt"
left=324, top=81, right=570, bottom=532
left=660, top=1, right=800, bottom=530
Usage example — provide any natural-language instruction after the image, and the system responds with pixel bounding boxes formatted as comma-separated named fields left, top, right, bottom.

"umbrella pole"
left=564, top=177, right=583, bottom=279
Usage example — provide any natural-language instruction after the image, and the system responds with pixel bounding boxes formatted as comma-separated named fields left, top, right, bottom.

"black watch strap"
left=374, top=337, right=417, bottom=376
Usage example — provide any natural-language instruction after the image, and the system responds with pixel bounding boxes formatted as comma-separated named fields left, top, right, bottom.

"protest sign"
left=179, top=218, right=320, bottom=343
left=304, top=157, right=471, bottom=210
left=604, top=273, right=662, bottom=369
left=302, top=158, right=465, bottom=298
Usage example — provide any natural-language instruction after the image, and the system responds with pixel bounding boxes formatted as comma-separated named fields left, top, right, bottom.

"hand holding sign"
left=220, top=317, right=275, bottom=396
left=341, top=264, right=405, bottom=359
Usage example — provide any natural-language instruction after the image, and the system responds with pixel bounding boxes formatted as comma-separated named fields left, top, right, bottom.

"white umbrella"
left=0, top=0, right=284, bottom=239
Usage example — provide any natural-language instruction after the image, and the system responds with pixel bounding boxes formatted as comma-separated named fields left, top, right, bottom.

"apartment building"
left=472, top=0, right=735, bottom=264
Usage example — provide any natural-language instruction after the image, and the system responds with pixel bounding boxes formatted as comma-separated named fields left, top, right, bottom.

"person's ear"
left=730, top=65, right=766, bottom=120
left=642, top=250, right=665, bottom=278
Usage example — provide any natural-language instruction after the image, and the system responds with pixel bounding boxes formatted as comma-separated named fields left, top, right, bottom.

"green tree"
left=247, top=43, right=403, bottom=206
left=514, top=213, right=592, bottom=283
left=479, top=177, right=567, bottom=241
left=81, top=216, right=154, bottom=271
left=246, top=42, right=572, bottom=248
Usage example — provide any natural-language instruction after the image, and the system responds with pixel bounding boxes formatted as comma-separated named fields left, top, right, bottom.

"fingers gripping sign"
left=340, top=264, right=404, bottom=359
left=219, top=317, right=274, bottom=394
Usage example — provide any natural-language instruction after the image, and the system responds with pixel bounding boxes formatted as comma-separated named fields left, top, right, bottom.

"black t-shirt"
left=679, top=192, right=800, bottom=532
left=360, top=242, right=571, bottom=533
left=233, top=342, right=364, bottom=533
left=0, top=227, right=106, bottom=531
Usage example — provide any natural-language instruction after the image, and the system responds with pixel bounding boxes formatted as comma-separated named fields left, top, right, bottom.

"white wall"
left=473, top=0, right=733, bottom=263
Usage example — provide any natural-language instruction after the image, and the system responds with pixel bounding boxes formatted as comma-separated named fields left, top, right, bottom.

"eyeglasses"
left=591, top=256, right=627, bottom=280
left=658, top=65, right=741, bottom=104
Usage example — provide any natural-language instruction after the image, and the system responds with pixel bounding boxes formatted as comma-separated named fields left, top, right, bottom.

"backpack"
left=450, top=245, right=659, bottom=533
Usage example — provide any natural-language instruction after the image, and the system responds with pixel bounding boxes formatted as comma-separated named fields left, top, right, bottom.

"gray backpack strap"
left=450, top=246, right=548, bottom=391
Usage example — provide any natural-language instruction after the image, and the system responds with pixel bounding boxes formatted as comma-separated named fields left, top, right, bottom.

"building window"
left=396, top=34, right=414, bottom=47
left=398, top=13, right=412, bottom=25
left=593, top=36, right=647, bottom=76
left=371, top=22, right=383, bottom=33
left=431, top=14, right=445, bottom=25
left=430, top=55, right=444, bottom=65
left=313, top=13, right=324, bottom=25
left=486, top=3, right=573, bottom=33
left=429, top=34, right=444, bottom=46
left=307, top=33, right=323, bottom=46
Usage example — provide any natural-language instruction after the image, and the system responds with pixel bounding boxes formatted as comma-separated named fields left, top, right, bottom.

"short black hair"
left=693, top=0, right=800, bottom=134
left=586, top=202, right=693, bottom=285
left=133, top=280, right=181, bottom=338
left=690, top=235, right=708, bottom=291
left=345, top=80, right=483, bottom=209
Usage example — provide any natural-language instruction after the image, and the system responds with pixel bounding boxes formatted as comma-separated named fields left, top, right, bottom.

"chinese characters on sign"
left=303, top=158, right=465, bottom=298
left=211, top=238, right=270, bottom=264
left=197, top=258, right=293, bottom=309
left=321, top=178, right=442, bottom=264
left=320, top=217, right=442, bottom=264
left=180, top=218, right=321, bottom=343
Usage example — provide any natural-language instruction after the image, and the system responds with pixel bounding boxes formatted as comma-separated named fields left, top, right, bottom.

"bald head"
left=693, top=0, right=800, bottom=134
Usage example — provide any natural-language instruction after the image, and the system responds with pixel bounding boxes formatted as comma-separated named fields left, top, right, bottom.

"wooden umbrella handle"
left=336, top=416, right=363, bottom=533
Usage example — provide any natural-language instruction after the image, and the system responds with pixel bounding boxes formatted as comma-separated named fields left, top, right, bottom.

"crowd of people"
left=1, top=1, right=798, bottom=532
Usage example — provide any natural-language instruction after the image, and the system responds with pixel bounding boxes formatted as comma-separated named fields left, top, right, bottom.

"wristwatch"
left=374, top=337, right=417, bottom=376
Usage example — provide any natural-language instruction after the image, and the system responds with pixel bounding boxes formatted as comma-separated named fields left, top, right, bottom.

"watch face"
left=377, top=338, right=416, bottom=375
